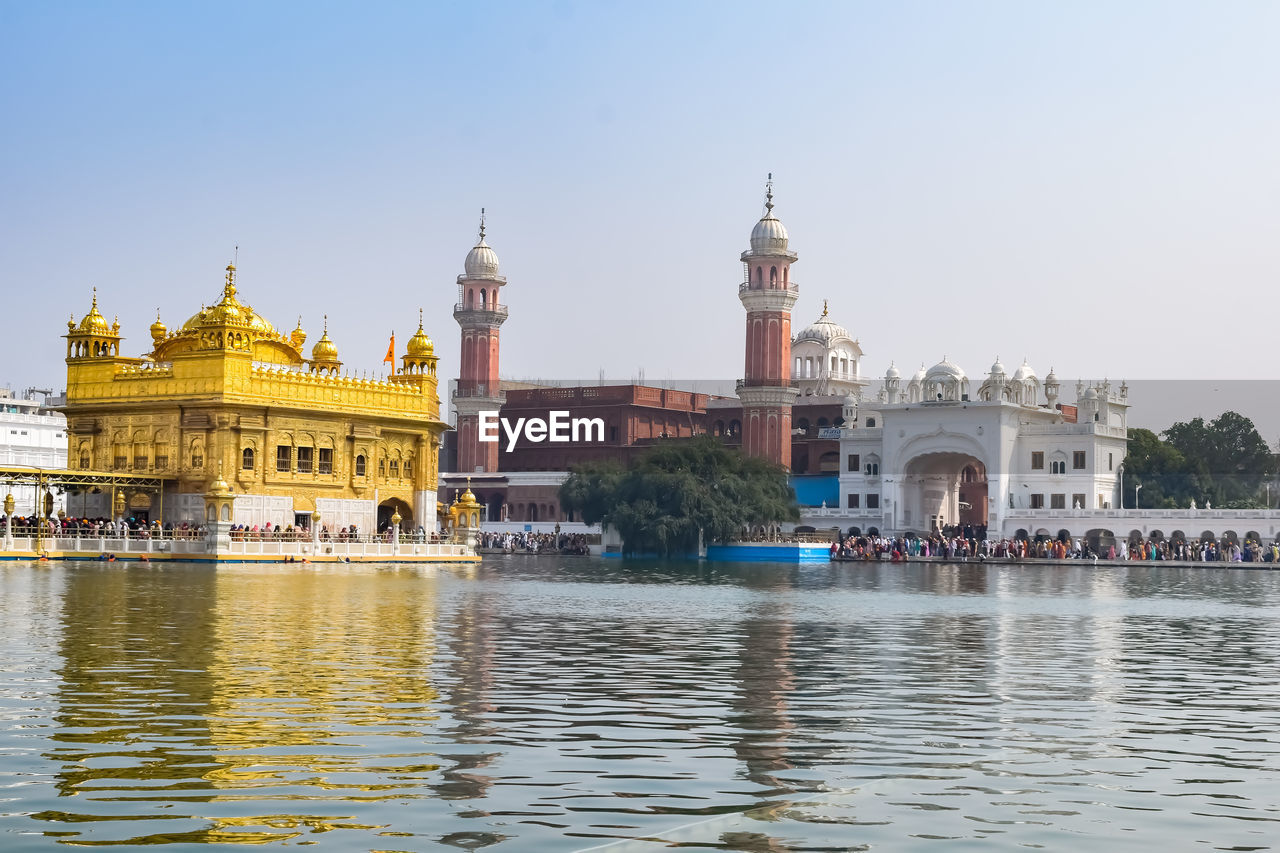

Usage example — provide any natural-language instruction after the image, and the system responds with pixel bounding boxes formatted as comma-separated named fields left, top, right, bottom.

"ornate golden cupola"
left=309, top=315, right=342, bottom=375
left=400, top=309, right=438, bottom=378
left=65, top=288, right=122, bottom=360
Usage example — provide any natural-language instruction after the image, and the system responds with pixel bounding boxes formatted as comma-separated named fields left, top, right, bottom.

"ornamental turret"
left=65, top=288, right=122, bottom=360
left=737, top=175, right=799, bottom=469
left=453, top=209, right=508, bottom=474
left=309, top=315, right=342, bottom=375
left=402, top=310, right=438, bottom=377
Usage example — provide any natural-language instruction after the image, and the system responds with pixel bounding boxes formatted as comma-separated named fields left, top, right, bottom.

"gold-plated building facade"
left=62, top=264, right=448, bottom=532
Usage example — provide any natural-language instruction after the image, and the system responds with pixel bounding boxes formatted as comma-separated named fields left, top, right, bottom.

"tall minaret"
left=737, top=176, right=799, bottom=469
left=453, top=210, right=508, bottom=473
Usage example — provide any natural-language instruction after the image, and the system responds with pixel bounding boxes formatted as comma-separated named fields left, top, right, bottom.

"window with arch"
left=1050, top=459, right=1066, bottom=475
left=190, top=442, right=204, bottom=470
left=403, top=459, right=413, bottom=479
left=769, top=266, right=778, bottom=288
left=242, top=447, right=255, bottom=470
left=865, top=455, right=880, bottom=476
left=355, top=454, right=366, bottom=477
left=389, top=459, right=399, bottom=478
left=378, top=458, right=386, bottom=477
left=866, top=417, right=876, bottom=428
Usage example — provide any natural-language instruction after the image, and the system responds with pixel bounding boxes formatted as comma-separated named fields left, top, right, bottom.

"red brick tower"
left=453, top=210, right=508, bottom=473
left=737, top=176, right=798, bottom=469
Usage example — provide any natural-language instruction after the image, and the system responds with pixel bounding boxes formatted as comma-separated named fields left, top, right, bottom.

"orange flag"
left=383, top=332, right=395, bottom=365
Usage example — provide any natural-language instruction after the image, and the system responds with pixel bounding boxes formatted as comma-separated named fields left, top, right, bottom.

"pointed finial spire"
left=479, top=207, right=486, bottom=242
left=224, top=262, right=237, bottom=298
left=418, top=307, right=424, bottom=330
left=764, top=172, right=774, bottom=215
left=821, top=298, right=828, bottom=318
left=322, top=313, right=328, bottom=332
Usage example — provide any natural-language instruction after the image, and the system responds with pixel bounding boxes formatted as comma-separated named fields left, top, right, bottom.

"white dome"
left=794, top=310, right=851, bottom=346
left=464, top=238, right=500, bottom=278
left=910, top=363, right=927, bottom=383
left=1045, top=368, right=1058, bottom=384
left=990, top=357, right=1006, bottom=376
left=925, top=358, right=966, bottom=382
left=750, top=214, right=789, bottom=252
left=885, top=361, right=901, bottom=380
left=1083, top=386, right=1098, bottom=400
left=1013, top=359, right=1036, bottom=382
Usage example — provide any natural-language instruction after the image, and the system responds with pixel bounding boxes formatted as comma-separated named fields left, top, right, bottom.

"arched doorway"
left=902, top=451, right=988, bottom=534
left=378, top=497, right=413, bottom=532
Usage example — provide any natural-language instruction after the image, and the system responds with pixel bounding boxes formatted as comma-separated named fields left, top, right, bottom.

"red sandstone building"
left=438, top=184, right=864, bottom=525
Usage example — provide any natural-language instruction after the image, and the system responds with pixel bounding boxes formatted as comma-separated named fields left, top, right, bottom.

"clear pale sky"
left=3, top=1, right=1278, bottom=412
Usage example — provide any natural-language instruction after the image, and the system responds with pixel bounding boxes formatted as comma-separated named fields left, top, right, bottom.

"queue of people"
left=479, top=530, right=591, bottom=555
left=832, top=529, right=1280, bottom=564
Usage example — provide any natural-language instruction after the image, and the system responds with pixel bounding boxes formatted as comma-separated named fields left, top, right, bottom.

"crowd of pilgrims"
left=479, top=530, right=591, bottom=555
left=832, top=526, right=1280, bottom=563
left=3, top=515, right=204, bottom=538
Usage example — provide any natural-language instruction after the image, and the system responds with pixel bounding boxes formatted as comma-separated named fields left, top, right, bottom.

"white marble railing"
left=3, top=536, right=473, bottom=559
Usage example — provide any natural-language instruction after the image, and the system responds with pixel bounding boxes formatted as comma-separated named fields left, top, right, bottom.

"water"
left=1, top=557, right=1279, bottom=851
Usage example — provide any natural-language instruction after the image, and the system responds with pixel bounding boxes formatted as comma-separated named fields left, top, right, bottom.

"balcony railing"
left=452, top=303, right=509, bottom=320
left=736, top=378, right=802, bottom=391
left=739, top=282, right=800, bottom=295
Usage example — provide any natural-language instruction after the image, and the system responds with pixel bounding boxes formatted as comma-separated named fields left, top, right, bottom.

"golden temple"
left=61, top=264, right=449, bottom=533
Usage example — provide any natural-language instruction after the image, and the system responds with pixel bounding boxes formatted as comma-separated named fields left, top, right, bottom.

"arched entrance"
left=902, top=451, right=988, bottom=534
left=378, top=497, right=413, bottom=531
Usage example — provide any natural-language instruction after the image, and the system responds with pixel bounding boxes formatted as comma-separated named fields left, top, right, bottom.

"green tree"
left=1123, top=412, right=1276, bottom=508
left=559, top=435, right=799, bottom=556
left=1164, top=411, right=1275, bottom=506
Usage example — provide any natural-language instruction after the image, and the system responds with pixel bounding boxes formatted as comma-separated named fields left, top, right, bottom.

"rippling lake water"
left=1, top=557, right=1279, bottom=851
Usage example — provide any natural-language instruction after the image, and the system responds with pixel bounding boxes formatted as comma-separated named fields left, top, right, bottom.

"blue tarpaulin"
left=790, top=474, right=839, bottom=508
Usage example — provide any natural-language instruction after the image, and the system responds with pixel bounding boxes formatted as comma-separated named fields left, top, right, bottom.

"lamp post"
left=1118, top=464, right=1124, bottom=509
left=3, top=492, right=13, bottom=551
left=1134, top=483, right=1142, bottom=509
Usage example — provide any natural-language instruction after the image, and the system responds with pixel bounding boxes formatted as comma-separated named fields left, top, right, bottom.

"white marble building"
left=829, top=356, right=1131, bottom=537
left=0, top=388, right=69, bottom=516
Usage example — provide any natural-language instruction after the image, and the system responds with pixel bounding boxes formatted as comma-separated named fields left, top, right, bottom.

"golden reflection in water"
left=204, top=565, right=440, bottom=772
left=731, top=570, right=797, bottom=792
left=47, top=563, right=444, bottom=845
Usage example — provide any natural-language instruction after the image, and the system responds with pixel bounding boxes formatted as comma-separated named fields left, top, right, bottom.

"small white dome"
left=794, top=309, right=851, bottom=346
left=910, top=363, right=927, bottom=383
left=885, top=361, right=901, bottom=380
left=990, top=357, right=1006, bottom=376
left=750, top=214, right=789, bottom=252
left=1083, top=386, right=1098, bottom=400
left=925, top=358, right=966, bottom=382
left=1013, top=359, right=1037, bottom=382
left=464, top=239, right=500, bottom=278
left=1045, top=368, right=1059, bottom=384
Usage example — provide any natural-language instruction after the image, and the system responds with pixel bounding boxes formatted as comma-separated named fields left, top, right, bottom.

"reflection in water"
left=0, top=558, right=1278, bottom=850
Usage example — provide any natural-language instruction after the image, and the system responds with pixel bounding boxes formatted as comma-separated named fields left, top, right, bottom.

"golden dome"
left=290, top=316, right=307, bottom=349
left=406, top=311, right=433, bottom=358
left=77, top=289, right=111, bottom=335
left=179, top=264, right=277, bottom=336
left=150, top=310, right=167, bottom=343
left=311, top=316, right=339, bottom=362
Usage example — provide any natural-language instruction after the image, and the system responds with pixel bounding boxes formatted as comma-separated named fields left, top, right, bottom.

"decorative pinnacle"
left=418, top=307, right=424, bottom=330
left=91, top=286, right=98, bottom=309
left=764, top=172, right=774, bottom=215
left=224, top=263, right=237, bottom=298
left=821, top=298, right=828, bottom=318
left=479, top=207, right=486, bottom=242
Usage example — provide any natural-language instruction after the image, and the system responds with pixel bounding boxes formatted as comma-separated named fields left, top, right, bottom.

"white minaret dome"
left=749, top=178, right=790, bottom=252
left=1013, top=359, right=1036, bottom=382
left=990, top=357, right=1006, bottom=376
left=885, top=362, right=901, bottom=380
left=463, top=210, right=501, bottom=278
left=911, top=363, right=927, bottom=383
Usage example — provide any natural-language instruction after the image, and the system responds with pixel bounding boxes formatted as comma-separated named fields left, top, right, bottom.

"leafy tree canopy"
left=1124, top=412, right=1277, bottom=508
left=559, top=435, right=799, bottom=556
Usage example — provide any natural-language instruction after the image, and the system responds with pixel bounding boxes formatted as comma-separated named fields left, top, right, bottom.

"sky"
left=2, top=1, right=1278, bottom=430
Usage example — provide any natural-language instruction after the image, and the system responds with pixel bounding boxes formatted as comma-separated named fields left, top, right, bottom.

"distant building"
left=0, top=387, right=68, bottom=515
